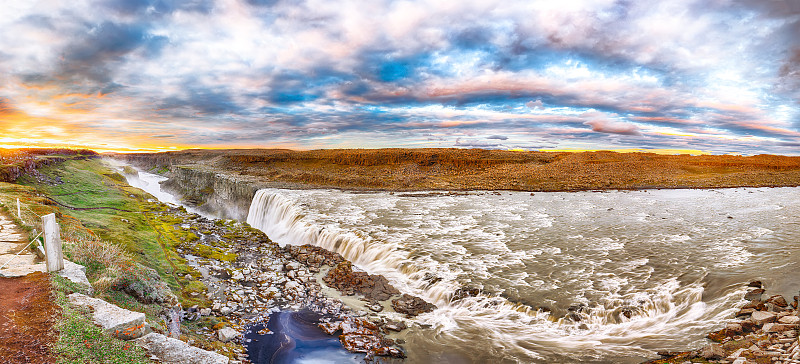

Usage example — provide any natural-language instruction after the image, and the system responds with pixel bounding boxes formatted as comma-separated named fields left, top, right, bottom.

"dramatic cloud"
left=0, top=0, right=798, bottom=154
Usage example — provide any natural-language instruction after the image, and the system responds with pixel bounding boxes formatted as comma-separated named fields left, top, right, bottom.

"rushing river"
left=246, top=187, right=800, bottom=363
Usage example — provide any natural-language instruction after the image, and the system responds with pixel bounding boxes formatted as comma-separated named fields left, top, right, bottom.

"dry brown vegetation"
left=119, top=148, right=800, bottom=191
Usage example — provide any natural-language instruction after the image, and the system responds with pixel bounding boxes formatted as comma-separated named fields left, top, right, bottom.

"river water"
left=246, top=187, right=800, bottom=363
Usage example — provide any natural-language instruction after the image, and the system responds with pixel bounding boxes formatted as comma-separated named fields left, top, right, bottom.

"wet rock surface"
left=646, top=281, right=800, bottom=364
left=322, top=260, right=400, bottom=301
left=161, top=207, right=431, bottom=362
left=391, top=294, right=436, bottom=317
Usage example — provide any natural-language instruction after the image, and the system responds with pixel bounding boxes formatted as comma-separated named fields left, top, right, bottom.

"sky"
left=1, top=0, right=799, bottom=154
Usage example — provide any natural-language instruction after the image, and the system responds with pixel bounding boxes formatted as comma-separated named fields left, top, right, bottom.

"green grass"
left=19, top=159, right=183, bottom=292
left=50, top=275, right=150, bottom=364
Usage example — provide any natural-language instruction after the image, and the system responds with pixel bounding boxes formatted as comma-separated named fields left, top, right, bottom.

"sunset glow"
left=0, top=0, right=798, bottom=154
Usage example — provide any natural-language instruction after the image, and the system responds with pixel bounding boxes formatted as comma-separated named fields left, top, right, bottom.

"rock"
left=318, top=321, right=342, bottom=335
left=231, top=270, right=244, bottom=280
left=58, top=260, right=93, bottom=294
left=767, top=295, right=789, bottom=308
left=700, top=343, right=724, bottom=360
left=384, top=321, right=407, bottom=332
left=391, top=294, right=436, bottom=316
left=726, top=323, right=743, bottom=334
left=779, top=316, right=800, bottom=325
left=763, top=323, right=791, bottom=333
left=752, top=311, right=778, bottom=325
left=134, top=333, right=229, bottom=364
left=68, top=293, right=148, bottom=340
left=284, top=281, right=300, bottom=291
left=220, top=306, right=232, bottom=315
left=200, top=308, right=212, bottom=316
left=745, top=289, right=766, bottom=301
left=371, top=346, right=406, bottom=358
left=748, top=281, right=763, bottom=288
left=323, top=261, right=400, bottom=301
left=340, top=333, right=382, bottom=353
left=217, top=327, right=239, bottom=342
left=736, top=308, right=755, bottom=317
left=366, top=302, right=383, bottom=312
left=451, top=287, right=481, bottom=301
left=740, top=319, right=757, bottom=333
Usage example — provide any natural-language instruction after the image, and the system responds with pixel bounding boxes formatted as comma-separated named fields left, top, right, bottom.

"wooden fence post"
left=42, top=213, right=63, bottom=272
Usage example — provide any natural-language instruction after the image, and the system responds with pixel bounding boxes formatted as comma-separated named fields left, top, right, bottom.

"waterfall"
left=246, top=189, right=459, bottom=306
left=244, top=189, right=747, bottom=360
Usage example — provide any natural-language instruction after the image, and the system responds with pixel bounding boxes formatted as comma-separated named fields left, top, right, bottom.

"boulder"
left=779, top=315, right=800, bottom=325
left=700, top=343, right=724, bottom=360
left=68, top=293, right=148, bottom=340
left=767, top=295, right=789, bottom=308
left=745, top=289, right=765, bottom=302
left=58, top=260, right=93, bottom=294
left=762, top=323, right=791, bottom=333
left=134, top=333, right=229, bottom=364
left=391, top=294, right=436, bottom=316
left=217, top=327, right=239, bottom=342
left=751, top=311, right=777, bottom=325
left=323, top=261, right=400, bottom=301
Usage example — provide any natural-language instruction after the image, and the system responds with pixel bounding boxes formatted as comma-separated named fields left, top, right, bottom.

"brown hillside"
left=117, top=149, right=800, bottom=191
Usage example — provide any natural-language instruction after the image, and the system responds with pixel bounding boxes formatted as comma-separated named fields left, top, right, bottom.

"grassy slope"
left=20, top=160, right=179, bottom=287
left=0, top=157, right=241, bottom=361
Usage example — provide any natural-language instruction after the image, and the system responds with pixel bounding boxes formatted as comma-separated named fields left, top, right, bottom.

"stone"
left=284, top=281, right=300, bottom=291
left=726, top=323, right=743, bottom=334
left=232, top=270, right=244, bottom=280
left=736, top=308, right=755, bottom=317
left=768, top=295, right=789, bottom=308
left=200, top=308, right=212, bottom=316
left=366, top=302, right=383, bottom=312
left=220, top=306, right=232, bottom=315
left=700, top=343, right=724, bottom=360
left=746, top=289, right=766, bottom=302
left=217, top=327, right=239, bottom=342
left=780, top=316, right=800, bottom=325
left=748, top=281, right=763, bottom=288
left=323, top=261, right=400, bottom=301
left=68, top=293, right=148, bottom=340
left=134, top=333, right=229, bottom=364
left=763, top=323, right=791, bottom=333
left=58, top=260, right=93, bottom=294
left=752, top=311, right=778, bottom=325
left=384, top=321, right=407, bottom=332
left=391, top=294, right=436, bottom=316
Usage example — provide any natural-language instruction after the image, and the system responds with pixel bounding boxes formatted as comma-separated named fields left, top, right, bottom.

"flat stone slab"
left=0, top=254, right=46, bottom=277
left=68, top=293, right=148, bottom=340
left=134, top=333, right=229, bottom=364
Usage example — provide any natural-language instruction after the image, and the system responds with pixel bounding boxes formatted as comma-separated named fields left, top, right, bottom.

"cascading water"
left=242, top=188, right=800, bottom=363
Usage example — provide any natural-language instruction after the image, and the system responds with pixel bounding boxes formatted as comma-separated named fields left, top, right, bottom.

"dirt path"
left=0, top=212, right=58, bottom=363
left=0, top=271, right=59, bottom=364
